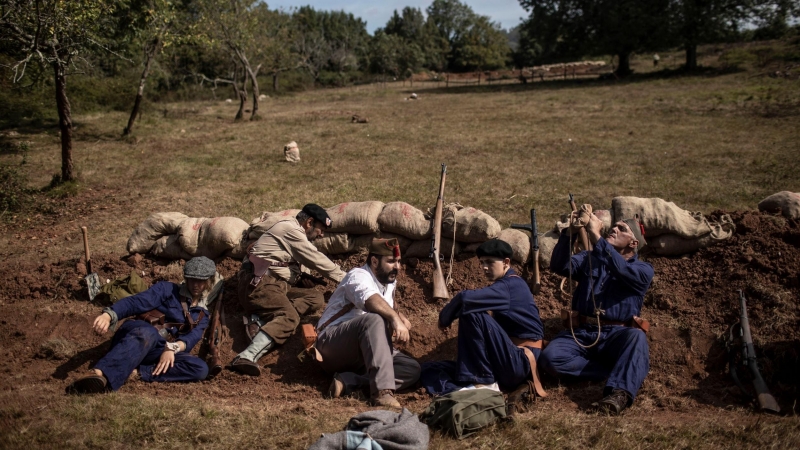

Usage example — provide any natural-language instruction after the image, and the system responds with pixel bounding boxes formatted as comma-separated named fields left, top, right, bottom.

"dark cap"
left=184, top=256, right=216, bottom=279
left=302, top=204, right=332, bottom=228
left=476, top=239, right=513, bottom=259
left=622, top=216, right=647, bottom=250
left=370, top=238, right=401, bottom=258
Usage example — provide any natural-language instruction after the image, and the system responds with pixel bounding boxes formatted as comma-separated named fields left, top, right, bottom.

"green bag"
left=420, top=389, right=507, bottom=439
left=95, top=270, right=149, bottom=306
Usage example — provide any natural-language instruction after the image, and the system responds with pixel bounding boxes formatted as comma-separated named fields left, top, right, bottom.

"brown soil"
left=0, top=211, right=798, bottom=416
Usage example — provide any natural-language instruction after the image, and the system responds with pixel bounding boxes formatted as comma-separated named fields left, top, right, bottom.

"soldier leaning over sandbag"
left=230, top=204, right=346, bottom=376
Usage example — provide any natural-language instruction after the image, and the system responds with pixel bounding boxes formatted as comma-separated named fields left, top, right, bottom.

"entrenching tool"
left=511, top=209, right=541, bottom=294
left=80, top=226, right=101, bottom=302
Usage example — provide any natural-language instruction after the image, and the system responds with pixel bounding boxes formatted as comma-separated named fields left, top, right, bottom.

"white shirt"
left=317, top=264, right=395, bottom=336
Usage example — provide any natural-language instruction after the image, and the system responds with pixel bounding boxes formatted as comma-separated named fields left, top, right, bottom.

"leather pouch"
left=137, top=309, right=165, bottom=326
left=630, top=315, right=650, bottom=334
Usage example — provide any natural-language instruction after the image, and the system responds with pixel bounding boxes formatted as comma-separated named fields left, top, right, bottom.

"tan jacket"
left=250, top=219, right=345, bottom=285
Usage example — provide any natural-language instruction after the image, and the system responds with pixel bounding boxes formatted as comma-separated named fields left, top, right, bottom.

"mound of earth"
left=0, top=211, right=797, bottom=411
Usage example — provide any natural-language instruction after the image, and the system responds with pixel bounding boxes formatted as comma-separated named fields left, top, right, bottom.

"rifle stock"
left=568, top=193, right=591, bottom=252
left=430, top=164, right=450, bottom=301
left=738, top=290, right=780, bottom=413
left=206, top=286, right=224, bottom=378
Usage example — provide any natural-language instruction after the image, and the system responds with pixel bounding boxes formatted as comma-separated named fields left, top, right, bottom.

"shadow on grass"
left=52, top=341, right=111, bottom=381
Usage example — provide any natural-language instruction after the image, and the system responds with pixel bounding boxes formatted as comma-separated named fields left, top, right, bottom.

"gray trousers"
left=316, top=313, right=421, bottom=396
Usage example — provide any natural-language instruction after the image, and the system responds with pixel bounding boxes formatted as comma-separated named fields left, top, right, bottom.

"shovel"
left=81, top=226, right=101, bottom=302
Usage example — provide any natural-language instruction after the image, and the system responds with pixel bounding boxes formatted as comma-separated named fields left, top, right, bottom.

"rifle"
left=205, top=286, right=225, bottom=378
left=568, top=193, right=591, bottom=252
left=511, top=209, right=541, bottom=294
left=728, top=290, right=780, bottom=413
left=430, top=163, right=450, bottom=301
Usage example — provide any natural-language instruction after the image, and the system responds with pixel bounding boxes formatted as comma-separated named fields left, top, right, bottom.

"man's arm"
left=283, top=227, right=346, bottom=282
left=592, top=239, right=654, bottom=292
left=549, top=229, right=587, bottom=278
left=364, top=294, right=409, bottom=344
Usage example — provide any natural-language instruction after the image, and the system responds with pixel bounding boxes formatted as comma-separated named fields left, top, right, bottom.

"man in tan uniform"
left=230, top=204, right=346, bottom=376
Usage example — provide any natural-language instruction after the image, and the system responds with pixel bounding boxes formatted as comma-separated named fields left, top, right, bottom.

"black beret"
left=476, top=239, right=513, bottom=259
left=302, top=204, right=332, bottom=228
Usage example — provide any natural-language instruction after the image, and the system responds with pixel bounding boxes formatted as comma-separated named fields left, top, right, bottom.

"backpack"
left=95, top=270, right=149, bottom=306
left=420, top=389, right=507, bottom=439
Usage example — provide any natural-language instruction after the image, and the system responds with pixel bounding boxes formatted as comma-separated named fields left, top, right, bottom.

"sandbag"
left=326, top=201, right=384, bottom=234
left=152, top=234, right=193, bottom=260
left=405, top=238, right=459, bottom=258
left=247, top=209, right=301, bottom=240
left=758, top=191, right=800, bottom=219
left=442, top=204, right=501, bottom=243
left=378, top=202, right=431, bottom=240
left=313, top=233, right=353, bottom=255
left=227, top=238, right=256, bottom=259
left=612, top=197, right=720, bottom=238
left=284, top=141, right=300, bottom=163
left=594, top=209, right=613, bottom=234
left=538, top=230, right=561, bottom=268
left=177, top=217, right=249, bottom=258
left=127, top=212, right=189, bottom=254
left=497, top=228, right=530, bottom=264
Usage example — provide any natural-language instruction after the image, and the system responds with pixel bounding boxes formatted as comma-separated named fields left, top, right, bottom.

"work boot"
left=230, top=331, right=275, bottom=376
left=66, top=374, right=109, bottom=395
left=327, top=374, right=348, bottom=399
left=594, top=389, right=631, bottom=415
left=369, top=390, right=401, bottom=409
left=506, top=382, right=534, bottom=417
left=229, top=356, right=262, bottom=376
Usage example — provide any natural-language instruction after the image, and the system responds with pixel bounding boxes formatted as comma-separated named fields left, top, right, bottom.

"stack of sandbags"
left=611, top=197, right=734, bottom=256
left=378, top=202, right=431, bottom=239
left=127, top=212, right=188, bottom=254
left=326, top=201, right=384, bottom=234
left=441, top=203, right=502, bottom=243
left=758, top=191, right=800, bottom=219
left=127, top=214, right=249, bottom=260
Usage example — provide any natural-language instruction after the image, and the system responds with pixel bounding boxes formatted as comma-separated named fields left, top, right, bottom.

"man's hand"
left=399, top=313, right=412, bottom=331
left=298, top=277, right=316, bottom=289
left=391, top=318, right=410, bottom=344
left=586, top=213, right=602, bottom=244
left=153, top=348, right=175, bottom=376
left=93, top=313, right=112, bottom=335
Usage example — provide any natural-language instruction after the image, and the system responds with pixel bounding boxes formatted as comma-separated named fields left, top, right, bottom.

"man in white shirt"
left=314, top=238, right=420, bottom=409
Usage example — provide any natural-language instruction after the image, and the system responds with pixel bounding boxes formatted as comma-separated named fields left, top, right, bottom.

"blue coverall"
left=95, top=281, right=209, bottom=391
left=539, top=230, right=654, bottom=401
left=424, top=269, right=543, bottom=394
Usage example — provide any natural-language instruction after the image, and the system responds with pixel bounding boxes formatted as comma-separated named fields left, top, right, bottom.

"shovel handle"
left=81, top=226, right=92, bottom=273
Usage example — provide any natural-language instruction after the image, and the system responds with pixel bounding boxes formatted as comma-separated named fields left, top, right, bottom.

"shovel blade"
left=85, top=273, right=101, bottom=301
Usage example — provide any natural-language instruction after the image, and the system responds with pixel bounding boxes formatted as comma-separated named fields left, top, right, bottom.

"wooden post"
left=446, top=73, right=449, bottom=88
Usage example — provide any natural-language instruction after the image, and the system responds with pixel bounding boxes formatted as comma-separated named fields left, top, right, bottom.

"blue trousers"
left=94, top=320, right=209, bottom=391
left=455, top=312, right=539, bottom=391
left=539, top=325, right=649, bottom=400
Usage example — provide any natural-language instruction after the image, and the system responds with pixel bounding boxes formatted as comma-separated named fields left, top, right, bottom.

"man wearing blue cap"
left=422, top=239, right=546, bottom=402
left=540, top=211, right=653, bottom=415
left=66, top=256, right=217, bottom=394
left=231, top=203, right=346, bottom=376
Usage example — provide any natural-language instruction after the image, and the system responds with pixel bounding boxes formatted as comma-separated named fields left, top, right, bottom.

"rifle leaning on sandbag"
left=205, top=286, right=225, bottom=378
left=429, top=163, right=450, bottom=301
left=511, top=209, right=541, bottom=295
left=727, top=290, right=780, bottom=413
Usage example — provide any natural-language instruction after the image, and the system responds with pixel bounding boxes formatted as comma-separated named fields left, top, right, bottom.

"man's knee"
left=306, top=290, right=325, bottom=313
left=618, top=327, right=649, bottom=350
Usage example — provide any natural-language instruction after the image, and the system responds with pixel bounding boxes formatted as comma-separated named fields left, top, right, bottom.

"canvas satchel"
left=420, top=388, right=507, bottom=439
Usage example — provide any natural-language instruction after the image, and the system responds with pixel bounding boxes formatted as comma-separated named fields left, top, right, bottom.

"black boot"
left=595, top=389, right=631, bottom=415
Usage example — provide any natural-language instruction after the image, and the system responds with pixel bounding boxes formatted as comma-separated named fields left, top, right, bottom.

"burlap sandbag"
left=127, top=212, right=189, bottom=254
left=594, top=209, right=613, bottom=234
left=227, top=238, right=256, bottom=259
left=378, top=202, right=431, bottom=240
left=178, top=217, right=249, bottom=258
left=538, top=230, right=561, bottom=268
left=649, top=233, right=719, bottom=256
left=497, top=228, right=531, bottom=264
left=405, top=238, right=460, bottom=258
left=247, top=209, right=301, bottom=240
left=151, top=235, right=193, bottom=261
left=326, top=201, right=384, bottom=234
left=441, top=204, right=501, bottom=243
left=612, top=197, right=714, bottom=238
left=758, top=191, right=800, bottom=219
left=284, top=141, right=300, bottom=163
left=313, top=233, right=353, bottom=255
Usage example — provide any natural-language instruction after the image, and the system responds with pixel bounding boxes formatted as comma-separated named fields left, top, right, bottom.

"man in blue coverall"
left=540, top=210, right=653, bottom=414
left=431, top=239, right=545, bottom=397
left=66, top=257, right=216, bottom=394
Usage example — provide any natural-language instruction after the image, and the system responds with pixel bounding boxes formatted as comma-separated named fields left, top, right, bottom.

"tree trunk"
left=615, top=52, right=632, bottom=77
left=685, top=43, right=698, bottom=71
left=234, top=67, right=246, bottom=121
left=234, top=49, right=260, bottom=121
left=124, top=37, right=161, bottom=136
left=272, top=72, right=278, bottom=92
left=53, top=62, right=74, bottom=182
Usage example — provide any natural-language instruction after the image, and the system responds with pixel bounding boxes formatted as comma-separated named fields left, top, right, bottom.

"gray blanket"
left=308, top=408, right=429, bottom=450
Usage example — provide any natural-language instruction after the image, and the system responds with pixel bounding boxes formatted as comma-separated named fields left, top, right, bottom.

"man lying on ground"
left=421, top=239, right=546, bottom=404
left=230, top=204, right=346, bottom=376
left=315, top=238, right=420, bottom=409
left=66, top=257, right=217, bottom=394
left=540, top=211, right=653, bottom=414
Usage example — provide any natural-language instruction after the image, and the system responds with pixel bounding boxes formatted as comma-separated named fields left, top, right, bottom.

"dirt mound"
left=0, top=211, right=797, bottom=411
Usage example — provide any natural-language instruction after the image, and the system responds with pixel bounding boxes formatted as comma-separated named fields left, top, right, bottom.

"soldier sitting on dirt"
left=421, top=239, right=545, bottom=403
left=540, top=212, right=653, bottom=415
left=230, top=204, right=346, bottom=376
left=66, top=257, right=217, bottom=394
left=314, top=238, right=420, bottom=409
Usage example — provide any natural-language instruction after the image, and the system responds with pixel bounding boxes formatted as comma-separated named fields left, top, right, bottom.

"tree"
left=0, top=0, right=119, bottom=182
left=670, top=0, right=750, bottom=70
left=383, top=6, right=447, bottom=72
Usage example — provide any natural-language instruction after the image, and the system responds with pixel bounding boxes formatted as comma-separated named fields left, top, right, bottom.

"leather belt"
left=247, top=254, right=296, bottom=287
left=510, top=337, right=547, bottom=398
left=510, top=337, right=544, bottom=349
left=579, top=315, right=627, bottom=327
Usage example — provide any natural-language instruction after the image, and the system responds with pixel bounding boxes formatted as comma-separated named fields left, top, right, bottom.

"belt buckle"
left=250, top=275, right=262, bottom=287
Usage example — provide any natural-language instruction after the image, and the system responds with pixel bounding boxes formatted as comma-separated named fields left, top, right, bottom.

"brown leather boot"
left=66, top=374, right=109, bottom=395
left=229, top=356, right=261, bottom=377
left=369, top=389, right=401, bottom=409
left=506, top=382, right=534, bottom=416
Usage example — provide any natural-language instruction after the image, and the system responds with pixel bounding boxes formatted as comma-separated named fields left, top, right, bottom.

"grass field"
left=1, top=43, right=799, bottom=448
